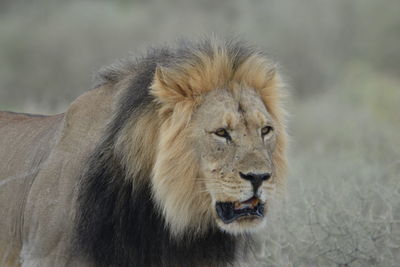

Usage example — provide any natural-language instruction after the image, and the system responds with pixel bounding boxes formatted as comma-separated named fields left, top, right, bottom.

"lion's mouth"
left=215, top=196, right=264, bottom=224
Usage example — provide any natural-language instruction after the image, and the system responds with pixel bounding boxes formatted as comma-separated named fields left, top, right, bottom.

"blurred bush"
left=1, top=0, right=399, bottom=111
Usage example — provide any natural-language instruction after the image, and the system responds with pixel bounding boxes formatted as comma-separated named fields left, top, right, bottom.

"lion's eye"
left=261, top=126, right=273, bottom=137
left=214, top=128, right=231, bottom=140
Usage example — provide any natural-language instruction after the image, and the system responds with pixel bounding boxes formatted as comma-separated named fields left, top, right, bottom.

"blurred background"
left=1, top=0, right=399, bottom=266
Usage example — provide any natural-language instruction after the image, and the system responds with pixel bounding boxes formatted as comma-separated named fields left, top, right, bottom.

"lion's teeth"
left=234, top=202, right=242, bottom=209
left=233, top=197, right=260, bottom=211
left=235, top=203, right=251, bottom=210
left=252, top=198, right=259, bottom=206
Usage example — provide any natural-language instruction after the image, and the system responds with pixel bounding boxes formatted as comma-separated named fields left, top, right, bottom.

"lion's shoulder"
left=57, top=84, right=118, bottom=151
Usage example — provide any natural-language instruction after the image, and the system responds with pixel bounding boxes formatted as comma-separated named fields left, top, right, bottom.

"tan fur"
left=0, top=247, right=20, bottom=267
left=0, top=85, right=117, bottom=266
left=115, top=105, right=160, bottom=185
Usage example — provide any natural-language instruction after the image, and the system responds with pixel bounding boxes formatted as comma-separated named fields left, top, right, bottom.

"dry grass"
left=257, top=83, right=400, bottom=266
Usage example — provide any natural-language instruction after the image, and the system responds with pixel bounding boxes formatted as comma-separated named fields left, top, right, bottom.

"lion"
left=0, top=38, right=287, bottom=267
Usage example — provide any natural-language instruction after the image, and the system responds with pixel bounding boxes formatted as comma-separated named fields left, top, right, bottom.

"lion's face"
left=149, top=42, right=287, bottom=237
left=191, top=86, right=277, bottom=233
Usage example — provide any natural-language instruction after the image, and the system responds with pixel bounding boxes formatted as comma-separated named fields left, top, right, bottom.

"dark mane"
left=74, top=40, right=261, bottom=267
left=75, top=147, right=239, bottom=266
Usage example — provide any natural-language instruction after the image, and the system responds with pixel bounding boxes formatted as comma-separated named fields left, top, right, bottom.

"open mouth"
left=215, top=196, right=264, bottom=224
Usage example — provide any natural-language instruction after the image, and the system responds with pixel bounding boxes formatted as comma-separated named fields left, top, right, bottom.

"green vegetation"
left=1, top=0, right=399, bottom=265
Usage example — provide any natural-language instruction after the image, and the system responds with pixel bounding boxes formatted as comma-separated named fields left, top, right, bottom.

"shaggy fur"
left=75, top=38, right=287, bottom=266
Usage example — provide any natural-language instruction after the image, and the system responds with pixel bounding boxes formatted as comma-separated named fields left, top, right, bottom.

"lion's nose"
left=239, top=172, right=272, bottom=194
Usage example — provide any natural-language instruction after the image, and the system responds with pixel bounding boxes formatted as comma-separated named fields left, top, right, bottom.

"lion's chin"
left=214, top=197, right=267, bottom=234
left=215, top=214, right=267, bottom=234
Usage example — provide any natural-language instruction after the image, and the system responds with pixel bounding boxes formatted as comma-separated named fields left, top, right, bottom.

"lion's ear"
left=265, top=67, right=277, bottom=83
left=153, top=66, right=170, bottom=90
left=151, top=66, right=192, bottom=105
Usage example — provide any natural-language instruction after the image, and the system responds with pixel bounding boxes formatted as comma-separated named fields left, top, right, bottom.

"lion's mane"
left=75, top=38, right=287, bottom=267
